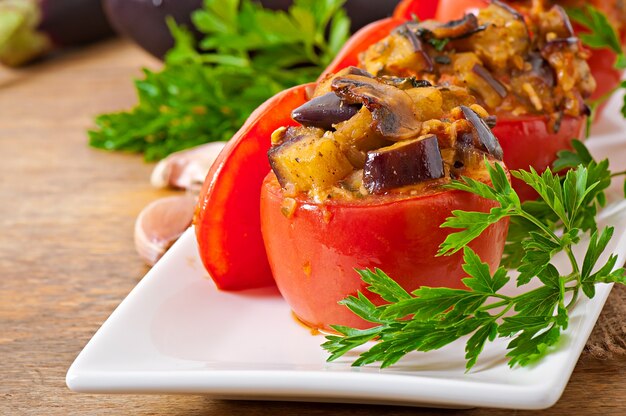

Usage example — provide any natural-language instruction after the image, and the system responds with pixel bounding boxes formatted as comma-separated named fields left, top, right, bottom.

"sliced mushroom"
left=460, top=105, right=503, bottom=160
left=150, top=141, right=226, bottom=191
left=331, top=74, right=421, bottom=141
left=134, top=195, right=196, bottom=266
left=291, top=92, right=360, bottom=130
left=418, top=13, right=487, bottom=40
left=363, top=134, right=445, bottom=194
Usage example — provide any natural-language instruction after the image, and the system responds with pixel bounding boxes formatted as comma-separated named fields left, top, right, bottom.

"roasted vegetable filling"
left=268, top=68, right=503, bottom=202
left=526, top=0, right=626, bottom=34
left=360, top=0, right=595, bottom=129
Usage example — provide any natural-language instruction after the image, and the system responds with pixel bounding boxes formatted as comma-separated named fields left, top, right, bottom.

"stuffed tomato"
left=260, top=70, right=509, bottom=330
left=433, top=0, right=624, bottom=109
left=326, top=0, right=594, bottom=200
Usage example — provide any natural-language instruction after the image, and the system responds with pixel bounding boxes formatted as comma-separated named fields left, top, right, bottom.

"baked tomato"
left=260, top=171, right=509, bottom=330
left=393, top=0, right=439, bottom=20
left=195, top=84, right=313, bottom=290
left=435, top=0, right=485, bottom=20
left=434, top=0, right=623, bottom=117
left=493, top=115, right=585, bottom=201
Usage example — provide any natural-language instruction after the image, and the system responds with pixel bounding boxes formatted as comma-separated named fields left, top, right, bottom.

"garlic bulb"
left=134, top=195, right=196, bottom=266
left=150, top=141, right=227, bottom=191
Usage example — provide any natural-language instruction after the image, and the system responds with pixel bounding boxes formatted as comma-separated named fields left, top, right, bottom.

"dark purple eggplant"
left=541, top=37, right=579, bottom=55
left=363, top=134, right=445, bottom=194
left=0, top=0, right=114, bottom=67
left=417, top=13, right=486, bottom=40
left=491, top=0, right=525, bottom=22
left=396, top=25, right=434, bottom=73
left=331, top=75, right=422, bottom=141
left=527, top=52, right=555, bottom=88
left=104, top=0, right=401, bottom=60
left=460, top=105, right=503, bottom=160
left=472, top=64, right=508, bottom=98
left=291, top=92, right=360, bottom=130
left=103, top=0, right=203, bottom=59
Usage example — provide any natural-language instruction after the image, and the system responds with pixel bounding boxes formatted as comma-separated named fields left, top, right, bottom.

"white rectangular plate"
left=67, top=94, right=626, bottom=410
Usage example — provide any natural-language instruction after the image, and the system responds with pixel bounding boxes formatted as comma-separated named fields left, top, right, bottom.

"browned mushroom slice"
left=460, top=105, right=503, bottom=160
left=418, top=13, right=487, bottom=40
left=363, top=134, right=445, bottom=194
left=331, top=74, right=422, bottom=141
left=291, top=92, right=360, bottom=130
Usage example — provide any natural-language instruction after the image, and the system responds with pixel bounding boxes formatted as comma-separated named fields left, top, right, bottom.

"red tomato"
left=194, top=84, right=313, bottom=290
left=493, top=115, right=585, bottom=201
left=571, top=22, right=623, bottom=113
left=260, top=172, right=509, bottom=330
left=435, top=0, right=486, bottom=20
left=434, top=0, right=622, bottom=119
left=393, top=0, right=439, bottom=21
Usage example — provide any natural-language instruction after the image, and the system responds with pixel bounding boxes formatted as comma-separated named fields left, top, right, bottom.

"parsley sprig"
left=323, top=157, right=625, bottom=370
left=89, top=0, right=350, bottom=161
left=567, top=5, right=625, bottom=70
left=566, top=5, right=626, bottom=124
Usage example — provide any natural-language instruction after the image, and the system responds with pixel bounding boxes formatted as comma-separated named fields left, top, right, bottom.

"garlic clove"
left=150, top=141, right=227, bottom=190
left=134, top=195, right=196, bottom=266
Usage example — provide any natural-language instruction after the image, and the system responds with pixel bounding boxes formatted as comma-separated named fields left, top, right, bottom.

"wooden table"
left=1, top=39, right=625, bottom=415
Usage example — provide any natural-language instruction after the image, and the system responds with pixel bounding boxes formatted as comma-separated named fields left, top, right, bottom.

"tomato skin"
left=393, top=0, right=439, bottom=21
left=194, top=84, right=313, bottom=291
left=571, top=23, right=623, bottom=117
left=260, top=173, right=509, bottom=330
left=434, top=0, right=485, bottom=20
left=493, top=115, right=585, bottom=201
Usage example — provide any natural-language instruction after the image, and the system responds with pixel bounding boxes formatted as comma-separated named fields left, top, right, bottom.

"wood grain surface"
left=1, top=39, right=625, bottom=415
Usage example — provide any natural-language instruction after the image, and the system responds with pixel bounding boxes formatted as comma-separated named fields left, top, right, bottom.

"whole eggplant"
left=103, top=0, right=204, bottom=59
left=103, top=0, right=402, bottom=60
left=0, top=0, right=114, bottom=67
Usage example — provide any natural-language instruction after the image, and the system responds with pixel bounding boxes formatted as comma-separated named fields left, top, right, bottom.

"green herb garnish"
left=89, top=0, right=350, bottom=161
left=428, top=37, right=449, bottom=52
left=567, top=5, right=625, bottom=70
left=323, top=154, right=626, bottom=370
left=566, top=5, right=626, bottom=131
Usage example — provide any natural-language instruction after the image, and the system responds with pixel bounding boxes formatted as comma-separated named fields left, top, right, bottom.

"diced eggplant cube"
left=268, top=134, right=353, bottom=193
left=460, top=106, right=503, bottom=160
left=363, top=134, right=445, bottom=194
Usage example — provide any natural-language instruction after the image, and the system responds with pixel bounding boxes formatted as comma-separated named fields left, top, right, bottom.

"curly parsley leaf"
left=567, top=5, right=624, bottom=67
left=324, top=155, right=623, bottom=370
left=89, top=0, right=350, bottom=161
